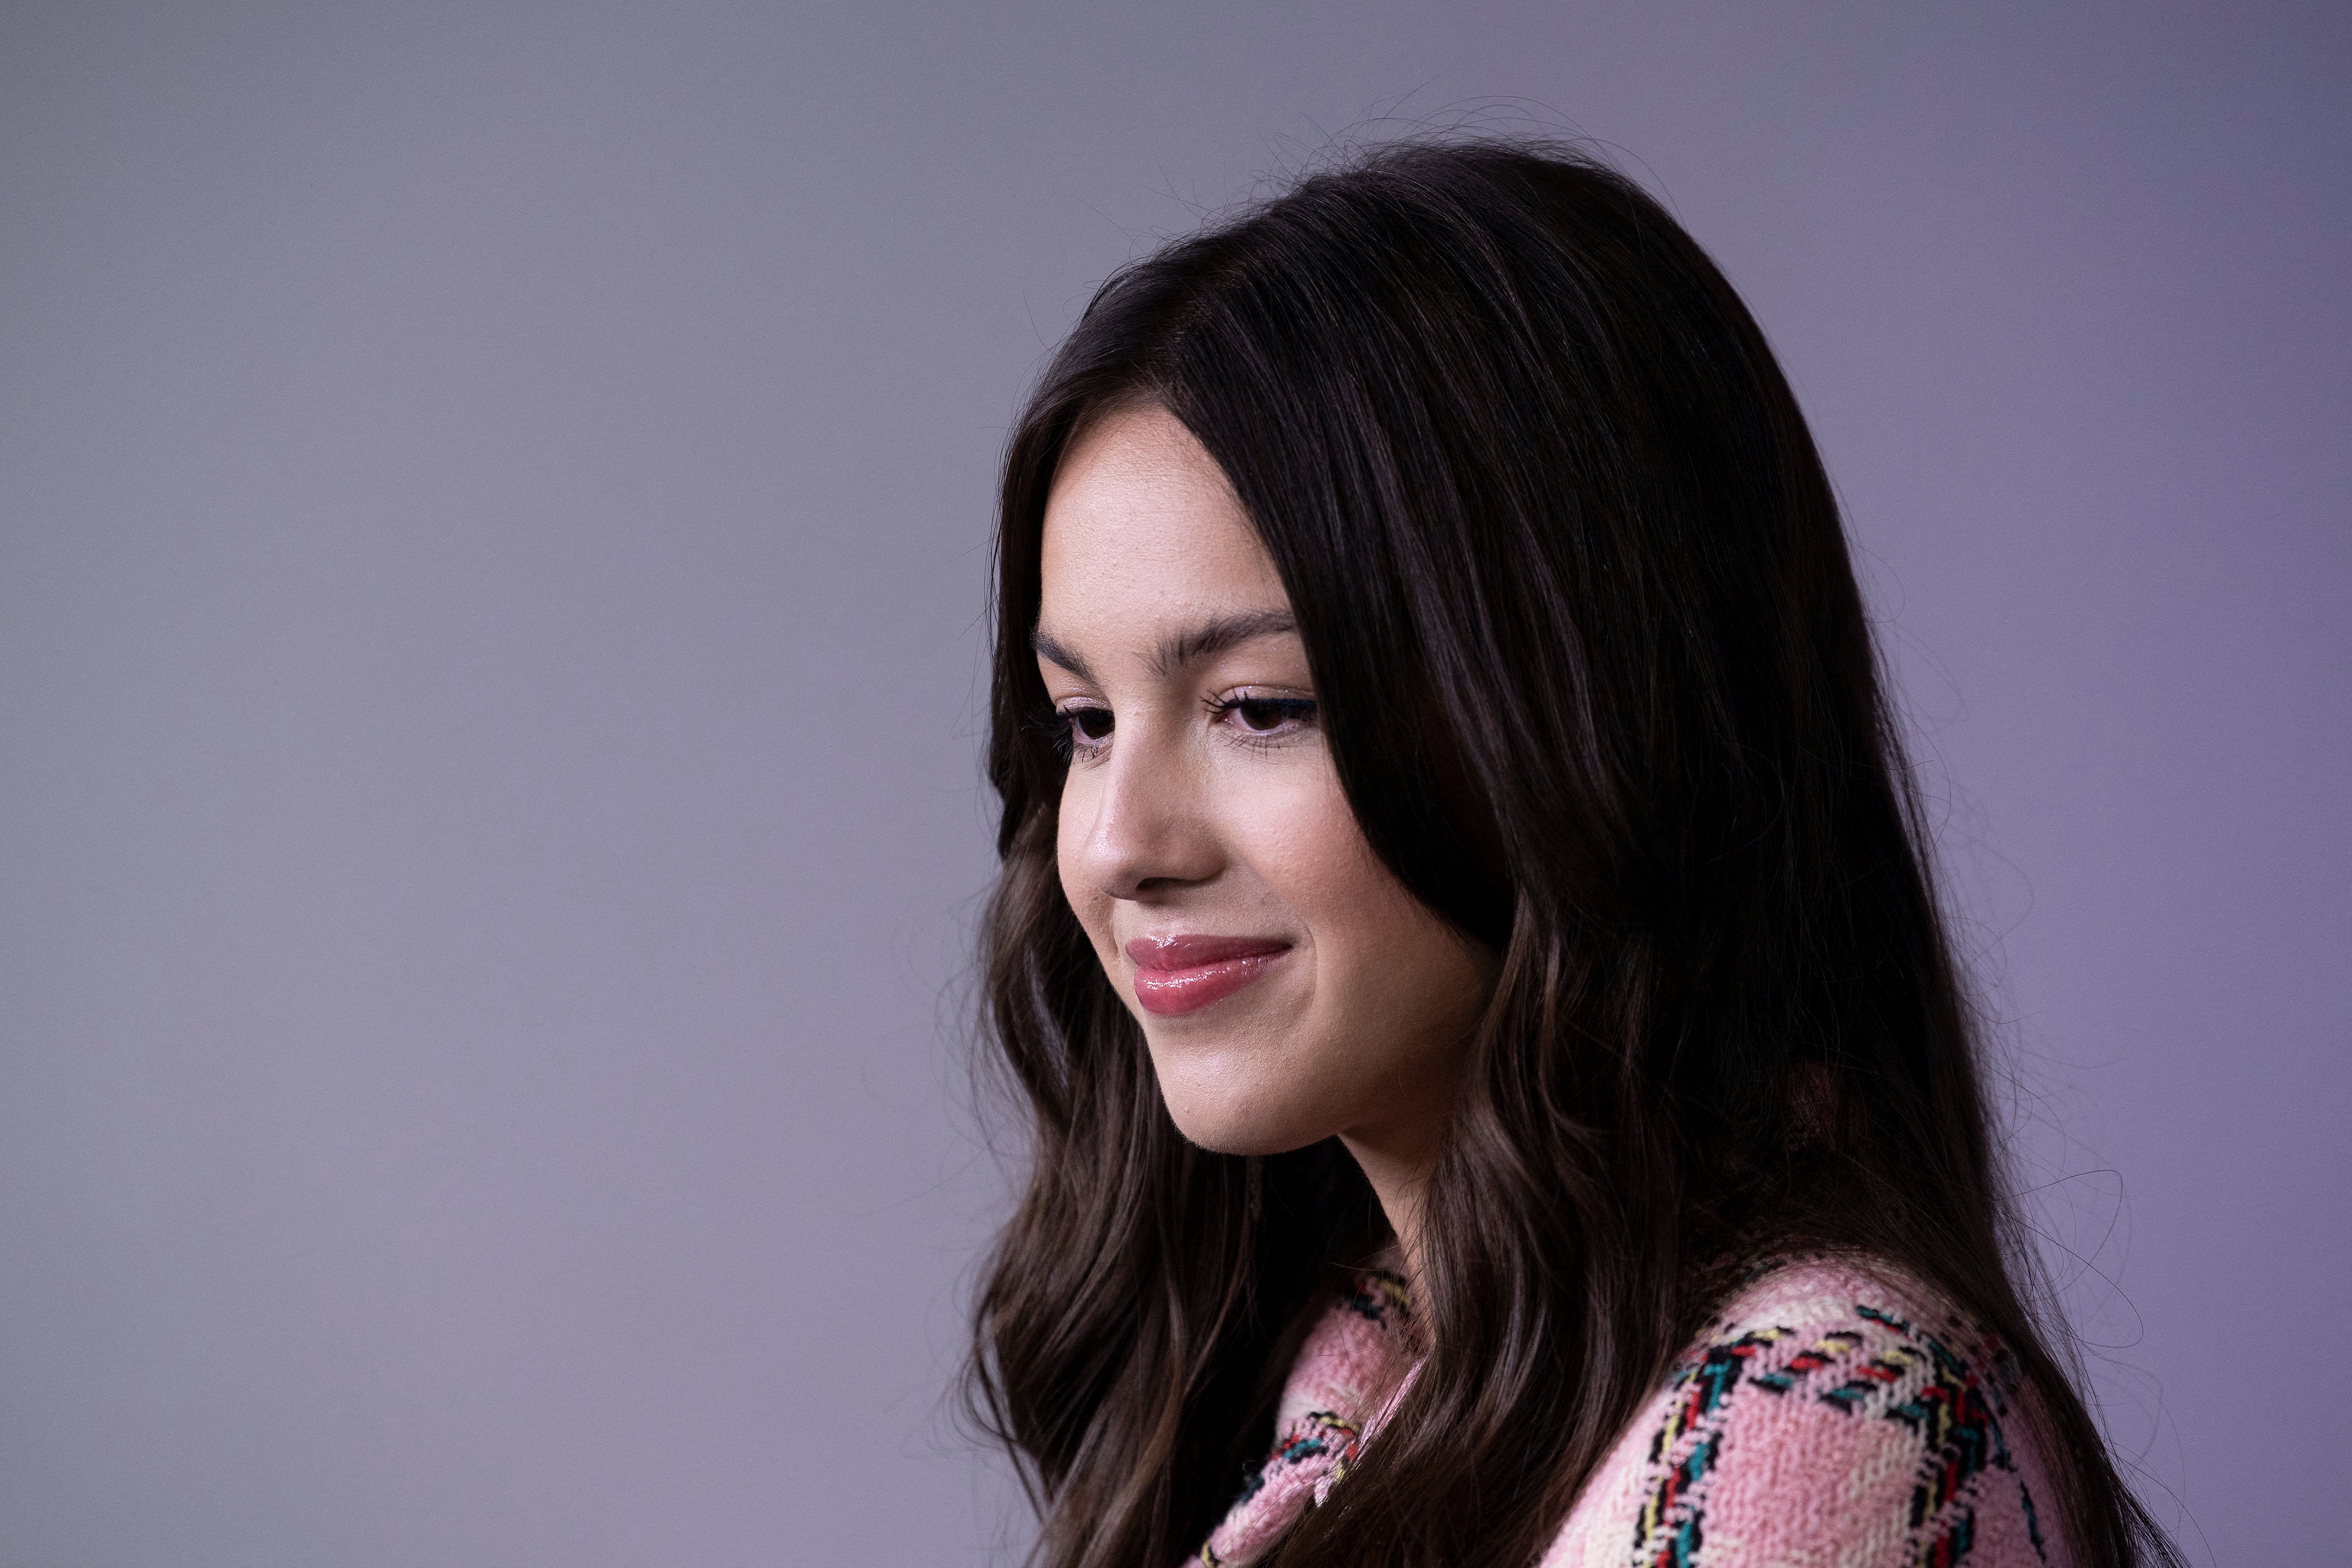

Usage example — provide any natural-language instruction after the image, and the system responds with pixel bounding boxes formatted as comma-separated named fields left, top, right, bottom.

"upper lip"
left=1123, top=934, right=1293, bottom=971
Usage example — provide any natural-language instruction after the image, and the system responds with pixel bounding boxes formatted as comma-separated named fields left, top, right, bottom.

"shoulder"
left=1194, top=1269, right=1415, bottom=1568
left=1540, top=1255, right=2071, bottom=1568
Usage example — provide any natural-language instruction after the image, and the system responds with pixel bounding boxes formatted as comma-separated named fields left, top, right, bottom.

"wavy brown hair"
left=967, top=140, right=2175, bottom=1568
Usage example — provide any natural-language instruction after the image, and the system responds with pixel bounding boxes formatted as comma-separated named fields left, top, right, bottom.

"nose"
left=1064, top=724, right=1223, bottom=902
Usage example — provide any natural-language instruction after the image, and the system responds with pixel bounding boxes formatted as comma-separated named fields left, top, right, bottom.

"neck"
left=1339, top=1128, right=1440, bottom=1296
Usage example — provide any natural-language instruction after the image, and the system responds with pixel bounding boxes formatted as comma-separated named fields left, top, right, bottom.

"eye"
left=1047, top=702, right=1114, bottom=760
left=1207, top=690, right=1318, bottom=742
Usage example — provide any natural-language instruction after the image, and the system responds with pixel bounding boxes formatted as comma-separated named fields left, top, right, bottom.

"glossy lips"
left=1124, top=934, right=1292, bottom=1016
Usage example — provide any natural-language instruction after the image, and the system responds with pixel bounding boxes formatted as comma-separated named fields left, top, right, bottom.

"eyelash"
left=1039, top=693, right=1320, bottom=763
left=1204, top=693, right=1319, bottom=744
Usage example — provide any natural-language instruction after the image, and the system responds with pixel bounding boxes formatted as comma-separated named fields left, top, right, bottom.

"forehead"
left=1038, top=405, right=1289, bottom=630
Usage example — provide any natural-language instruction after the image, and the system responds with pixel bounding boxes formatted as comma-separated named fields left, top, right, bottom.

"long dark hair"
left=968, top=140, right=2174, bottom=1568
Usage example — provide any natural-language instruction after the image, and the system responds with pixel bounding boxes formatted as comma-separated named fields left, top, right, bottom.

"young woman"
left=967, top=141, right=2176, bottom=1568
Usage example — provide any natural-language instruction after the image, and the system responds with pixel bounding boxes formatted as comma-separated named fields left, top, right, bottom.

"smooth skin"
left=1035, top=402, right=1494, bottom=1287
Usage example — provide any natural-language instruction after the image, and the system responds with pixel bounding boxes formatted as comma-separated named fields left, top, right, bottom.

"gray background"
left=2, top=3, right=2344, bottom=1563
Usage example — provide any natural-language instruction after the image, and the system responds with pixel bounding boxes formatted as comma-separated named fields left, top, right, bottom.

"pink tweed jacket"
left=1190, top=1255, right=2075, bottom=1568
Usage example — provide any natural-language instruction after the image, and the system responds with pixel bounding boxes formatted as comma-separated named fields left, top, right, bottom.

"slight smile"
left=1124, top=935, right=1293, bottom=1016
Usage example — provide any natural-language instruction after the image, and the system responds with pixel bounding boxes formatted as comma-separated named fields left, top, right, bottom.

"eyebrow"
left=1028, top=628, right=1097, bottom=686
left=1030, top=608, right=1300, bottom=684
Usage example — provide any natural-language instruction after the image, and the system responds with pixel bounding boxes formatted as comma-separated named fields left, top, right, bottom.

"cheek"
left=1054, top=778, right=1109, bottom=946
left=1233, top=765, right=1488, bottom=1048
left=1227, top=763, right=1388, bottom=933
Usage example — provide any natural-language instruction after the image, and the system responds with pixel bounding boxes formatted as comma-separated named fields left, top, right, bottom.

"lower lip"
left=1132, top=951, right=1288, bottom=1016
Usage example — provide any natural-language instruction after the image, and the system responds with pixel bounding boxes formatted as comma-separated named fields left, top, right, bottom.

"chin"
left=1154, top=1071, right=1332, bottom=1157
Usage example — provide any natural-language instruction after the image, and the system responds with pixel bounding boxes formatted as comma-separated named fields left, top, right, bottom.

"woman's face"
left=1035, top=403, right=1493, bottom=1169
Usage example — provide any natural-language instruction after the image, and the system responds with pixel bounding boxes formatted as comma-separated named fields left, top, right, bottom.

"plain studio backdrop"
left=2, top=3, right=2344, bottom=1563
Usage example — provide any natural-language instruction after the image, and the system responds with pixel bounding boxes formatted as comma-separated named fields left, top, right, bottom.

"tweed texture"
left=1193, top=1271, right=1414, bottom=1568
left=1189, top=1256, right=2074, bottom=1568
